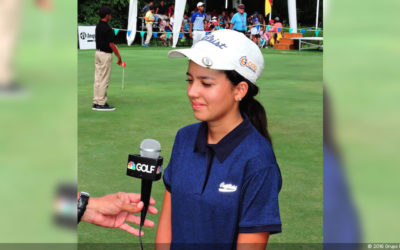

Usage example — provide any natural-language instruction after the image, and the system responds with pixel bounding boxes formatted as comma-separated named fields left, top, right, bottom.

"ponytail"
left=225, top=70, right=273, bottom=145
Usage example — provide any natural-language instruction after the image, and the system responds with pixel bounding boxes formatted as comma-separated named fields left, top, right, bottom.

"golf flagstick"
left=121, top=62, right=126, bottom=90
left=122, top=67, right=125, bottom=90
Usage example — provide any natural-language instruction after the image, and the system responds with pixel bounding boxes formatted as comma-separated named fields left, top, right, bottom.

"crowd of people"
left=140, top=1, right=284, bottom=48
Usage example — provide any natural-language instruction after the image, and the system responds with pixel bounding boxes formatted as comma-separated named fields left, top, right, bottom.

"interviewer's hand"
left=81, top=192, right=158, bottom=236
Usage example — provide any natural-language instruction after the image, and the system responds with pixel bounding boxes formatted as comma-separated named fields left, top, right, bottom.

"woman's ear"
left=234, top=81, right=249, bottom=101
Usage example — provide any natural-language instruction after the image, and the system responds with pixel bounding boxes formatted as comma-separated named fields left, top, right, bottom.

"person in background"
left=259, top=25, right=269, bottom=48
left=168, top=3, right=174, bottom=18
left=272, top=17, right=283, bottom=45
left=189, top=2, right=207, bottom=45
left=92, top=5, right=122, bottom=111
left=204, top=20, right=211, bottom=32
left=143, top=6, right=155, bottom=47
left=141, top=1, right=153, bottom=17
left=230, top=4, right=247, bottom=34
left=160, top=19, right=173, bottom=46
left=205, top=11, right=212, bottom=21
left=156, top=0, right=168, bottom=20
left=0, top=0, right=52, bottom=95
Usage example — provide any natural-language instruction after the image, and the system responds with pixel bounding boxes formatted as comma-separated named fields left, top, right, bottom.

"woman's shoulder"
left=242, top=127, right=276, bottom=165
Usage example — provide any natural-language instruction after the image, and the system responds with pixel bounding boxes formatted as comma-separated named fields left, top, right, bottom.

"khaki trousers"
left=0, top=0, right=21, bottom=85
left=145, top=23, right=153, bottom=45
left=93, top=51, right=112, bottom=105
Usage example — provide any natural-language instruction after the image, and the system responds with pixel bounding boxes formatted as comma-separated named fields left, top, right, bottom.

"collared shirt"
left=191, top=11, right=206, bottom=31
left=231, top=12, right=247, bottom=31
left=145, top=10, right=154, bottom=24
left=95, top=21, right=115, bottom=53
left=164, top=115, right=282, bottom=247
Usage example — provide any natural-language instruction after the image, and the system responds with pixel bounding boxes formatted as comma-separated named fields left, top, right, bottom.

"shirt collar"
left=194, top=114, right=253, bottom=163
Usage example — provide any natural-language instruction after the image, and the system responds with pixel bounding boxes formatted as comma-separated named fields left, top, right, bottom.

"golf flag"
left=127, top=30, right=132, bottom=36
left=265, top=0, right=272, bottom=16
left=301, top=28, right=306, bottom=36
left=140, top=31, right=145, bottom=38
left=114, top=29, right=119, bottom=36
left=153, top=32, right=158, bottom=38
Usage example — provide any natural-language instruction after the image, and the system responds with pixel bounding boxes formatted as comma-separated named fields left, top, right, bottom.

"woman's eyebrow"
left=186, top=72, right=215, bottom=80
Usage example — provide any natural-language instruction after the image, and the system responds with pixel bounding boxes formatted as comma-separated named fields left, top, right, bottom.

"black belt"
left=97, top=49, right=112, bottom=53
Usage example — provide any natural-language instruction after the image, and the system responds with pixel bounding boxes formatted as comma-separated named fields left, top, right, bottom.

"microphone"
left=126, top=139, right=163, bottom=228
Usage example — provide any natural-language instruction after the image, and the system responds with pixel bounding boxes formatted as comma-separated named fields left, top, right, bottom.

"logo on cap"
left=200, top=35, right=227, bottom=49
left=202, top=57, right=213, bottom=67
left=239, top=56, right=257, bottom=73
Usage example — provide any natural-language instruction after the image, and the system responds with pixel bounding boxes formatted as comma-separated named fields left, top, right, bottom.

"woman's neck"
left=207, top=112, right=243, bottom=144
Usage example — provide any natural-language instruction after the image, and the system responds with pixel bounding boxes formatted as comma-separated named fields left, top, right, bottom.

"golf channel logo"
left=128, top=161, right=136, bottom=170
left=156, top=166, right=162, bottom=174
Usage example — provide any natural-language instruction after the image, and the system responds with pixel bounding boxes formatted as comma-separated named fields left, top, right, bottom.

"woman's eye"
left=202, top=82, right=212, bottom=87
left=186, top=79, right=193, bottom=84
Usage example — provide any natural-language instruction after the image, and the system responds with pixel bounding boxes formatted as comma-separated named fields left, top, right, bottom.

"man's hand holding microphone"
left=79, top=192, right=158, bottom=236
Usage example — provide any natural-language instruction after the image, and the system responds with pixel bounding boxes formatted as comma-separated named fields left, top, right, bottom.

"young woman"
left=156, top=29, right=282, bottom=249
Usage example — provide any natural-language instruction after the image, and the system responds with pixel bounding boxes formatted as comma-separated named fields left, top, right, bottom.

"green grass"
left=78, top=46, right=322, bottom=244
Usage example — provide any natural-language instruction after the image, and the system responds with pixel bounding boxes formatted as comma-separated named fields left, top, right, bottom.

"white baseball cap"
left=168, top=29, right=264, bottom=84
left=197, top=2, right=204, bottom=7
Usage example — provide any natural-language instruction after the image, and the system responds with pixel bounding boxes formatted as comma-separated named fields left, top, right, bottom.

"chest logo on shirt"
left=218, top=182, right=237, bottom=193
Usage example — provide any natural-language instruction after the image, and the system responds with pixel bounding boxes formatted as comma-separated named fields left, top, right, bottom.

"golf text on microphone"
left=126, top=154, right=163, bottom=181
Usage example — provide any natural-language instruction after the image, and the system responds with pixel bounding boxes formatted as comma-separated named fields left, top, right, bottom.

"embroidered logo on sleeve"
left=218, top=182, right=237, bottom=193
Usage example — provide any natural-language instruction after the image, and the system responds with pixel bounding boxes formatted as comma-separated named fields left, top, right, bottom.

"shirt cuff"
left=239, top=224, right=282, bottom=234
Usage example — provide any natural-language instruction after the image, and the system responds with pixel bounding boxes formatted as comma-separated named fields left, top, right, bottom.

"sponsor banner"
left=78, top=26, right=96, bottom=50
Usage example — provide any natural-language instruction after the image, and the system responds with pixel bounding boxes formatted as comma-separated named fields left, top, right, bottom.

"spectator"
left=230, top=4, right=247, bottom=34
left=211, top=16, right=218, bottom=27
left=160, top=19, right=173, bottom=46
left=143, top=6, right=155, bottom=47
left=217, top=21, right=224, bottom=30
left=157, top=18, right=165, bottom=33
left=168, top=3, right=174, bottom=17
left=272, top=16, right=283, bottom=44
left=266, top=19, right=275, bottom=46
left=221, top=10, right=229, bottom=24
left=189, top=2, right=207, bottom=45
left=258, top=13, right=266, bottom=27
left=141, top=1, right=153, bottom=17
left=205, top=11, right=212, bottom=21
left=224, top=21, right=230, bottom=29
left=204, top=20, right=211, bottom=32
left=250, top=19, right=260, bottom=46
left=156, top=0, right=168, bottom=20
left=259, top=25, right=269, bottom=48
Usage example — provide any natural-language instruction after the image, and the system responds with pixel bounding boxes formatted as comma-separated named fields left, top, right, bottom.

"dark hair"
left=98, top=6, right=112, bottom=18
left=225, top=70, right=273, bottom=145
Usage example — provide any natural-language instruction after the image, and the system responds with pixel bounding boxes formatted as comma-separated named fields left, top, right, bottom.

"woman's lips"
left=191, top=102, right=205, bottom=110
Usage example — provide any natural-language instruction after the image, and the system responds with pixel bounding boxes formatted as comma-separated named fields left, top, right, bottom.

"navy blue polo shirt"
left=163, top=115, right=282, bottom=248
